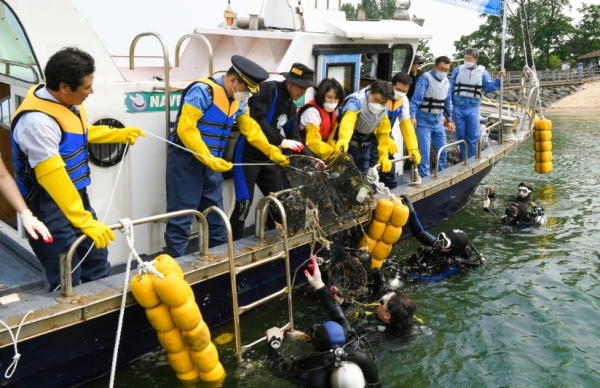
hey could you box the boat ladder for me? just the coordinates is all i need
[228,195,294,362]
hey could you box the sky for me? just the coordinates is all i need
[75,0,597,59]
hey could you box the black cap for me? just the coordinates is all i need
[231,55,269,94]
[413,55,424,64]
[280,63,317,88]
[444,229,470,254]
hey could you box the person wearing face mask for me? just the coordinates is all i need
[449,48,506,159]
[298,78,345,159]
[165,55,278,256]
[409,56,454,178]
[407,55,424,100]
[368,72,421,189]
[230,63,316,240]
[329,80,395,175]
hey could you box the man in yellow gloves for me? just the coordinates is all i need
[368,72,421,189]
[165,55,282,255]
[10,47,145,290]
[329,80,395,175]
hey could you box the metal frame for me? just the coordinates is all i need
[128,33,171,142]
[59,210,207,297]
[435,140,468,178]
[373,155,417,183]
[220,195,296,362]
[175,34,214,77]
[0,58,39,84]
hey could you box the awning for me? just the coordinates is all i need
[578,50,600,60]
[322,19,433,40]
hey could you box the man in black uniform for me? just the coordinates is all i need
[407,55,424,100]
[230,63,316,240]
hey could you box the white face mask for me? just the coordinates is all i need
[233,82,250,101]
[394,90,406,100]
[368,102,385,114]
[323,102,337,112]
[464,61,475,68]
[435,71,448,80]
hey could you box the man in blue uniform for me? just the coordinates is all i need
[409,56,454,177]
[449,48,505,159]
[11,47,145,290]
[165,55,286,256]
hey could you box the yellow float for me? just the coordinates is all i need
[533,117,553,173]
[129,256,225,382]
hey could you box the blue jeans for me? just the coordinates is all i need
[415,111,447,177]
[368,134,397,189]
[453,102,481,159]
[164,145,227,257]
[27,189,110,291]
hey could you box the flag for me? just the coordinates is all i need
[433,0,502,17]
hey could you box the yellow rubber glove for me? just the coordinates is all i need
[88,125,146,145]
[304,123,335,159]
[374,116,394,163]
[330,110,358,153]
[34,155,115,249]
[236,111,289,167]
[389,141,399,155]
[378,156,392,173]
[400,118,421,165]
[177,104,233,172]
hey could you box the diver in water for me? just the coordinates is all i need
[266,257,381,387]
[483,182,546,226]
[400,194,486,280]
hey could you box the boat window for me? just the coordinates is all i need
[0,96,10,130]
[0,2,42,83]
[88,118,129,167]
[327,63,356,97]
[391,44,414,75]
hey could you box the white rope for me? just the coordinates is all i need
[108,218,164,388]
[0,310,33,378]
[145,131,274,166]
[365,167,395,199]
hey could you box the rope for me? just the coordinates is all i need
[0,311,33,379]
[365,167,395,200]
[145,131,275,166]
[108,218,164,388]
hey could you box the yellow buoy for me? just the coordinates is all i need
[534,141,552,152]
[171,297,202,331]
[157,327,187,354]
[370,258,384,269]
[381,224,402,245]
[390,201,409,227]
[374,198,394,223]
[130,273,160,309]
[176,368,200,382]
[368,219,387,240]
[372,240,392,262]
[167,349,195,375]
[146,303,176,333]
[198,363,226,382]
[155,271,193,307]
[534,131,552,142]
[358,234,377,253]
[535,161,553,173]
[183,320,211,352]
[534,151,553,163]
[190,342,220,372]
[535,118,552,131]
[154,254,185,279]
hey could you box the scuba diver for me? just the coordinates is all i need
[400,194,486,280]
[266,257,381,387]
[483,182,546,226]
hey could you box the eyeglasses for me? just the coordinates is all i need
[437,232,452,249]
[518,187,531,196]
[379,292,395,311]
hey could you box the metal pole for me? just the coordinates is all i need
[498,0,507,126]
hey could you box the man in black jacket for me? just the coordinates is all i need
[230,63,316,240]
[407,55,424,100]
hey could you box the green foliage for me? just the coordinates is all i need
[340,2,357,19]
[340,0,406,20]
[417,40,435,64]
[570,3,600,57]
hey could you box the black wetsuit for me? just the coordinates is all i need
[230,80,313,240]
[500,196,545,226]
[267,286,381,387]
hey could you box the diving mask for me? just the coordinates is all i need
[437,232,452,249]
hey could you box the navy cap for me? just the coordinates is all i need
[280,63,317,88]
[231,55,269,94]
[413,55,424,64]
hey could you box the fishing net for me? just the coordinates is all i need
[327,256,368,298]
[279,153,374,234]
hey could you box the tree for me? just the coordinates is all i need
[417,40,435,64]
[570,3,600,57]
[341,2,357,19]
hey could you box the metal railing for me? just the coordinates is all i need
[435,139,468,178]
[223,195,294,362]
[129,32,171,143]
[59,210,207,297]
[0,58,40,84]
[373,155,418,183]
[175,34,214,76]
[489,67,599,87]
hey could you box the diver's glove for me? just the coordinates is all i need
[280,139,304,153]
[20,209,53,243]
[483,197,491,209]
[35,155,115,249]
[378,156,392,173]
[266,327,284,349]
[399,194,414,213]
[88,124,146,145]
[304,256,325,290]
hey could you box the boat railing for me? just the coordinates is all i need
[220,195,294,362]
[435,140,468,178]
[174,34,214,77]
[373,155,418,183]
[0,59,40,84]
[59,209,207,298]
[128,32,171,144]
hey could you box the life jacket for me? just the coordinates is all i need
[453,64,484,99]
[171,77,240,158]
[11,85,90,199]
[298,99,336,141]
[419,71,449,116]
[387,98,404,125]
[339,87,387,143]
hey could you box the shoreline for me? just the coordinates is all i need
[546,80,600,110]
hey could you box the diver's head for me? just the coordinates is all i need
[434,230,470,255]
[311,321,349,351]
[377,291,416,328]
[505,202,528,222]
[330,361,366,388]
[517,182,533,199]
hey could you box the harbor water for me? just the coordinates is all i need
[88,110,600,387]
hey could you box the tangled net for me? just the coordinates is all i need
[327,256,368,298]
[280,153,374,234]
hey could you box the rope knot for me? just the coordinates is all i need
[12,353,20,361]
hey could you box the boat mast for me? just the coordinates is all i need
[498,0,507,123]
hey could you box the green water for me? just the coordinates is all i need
[91,110,600,387]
